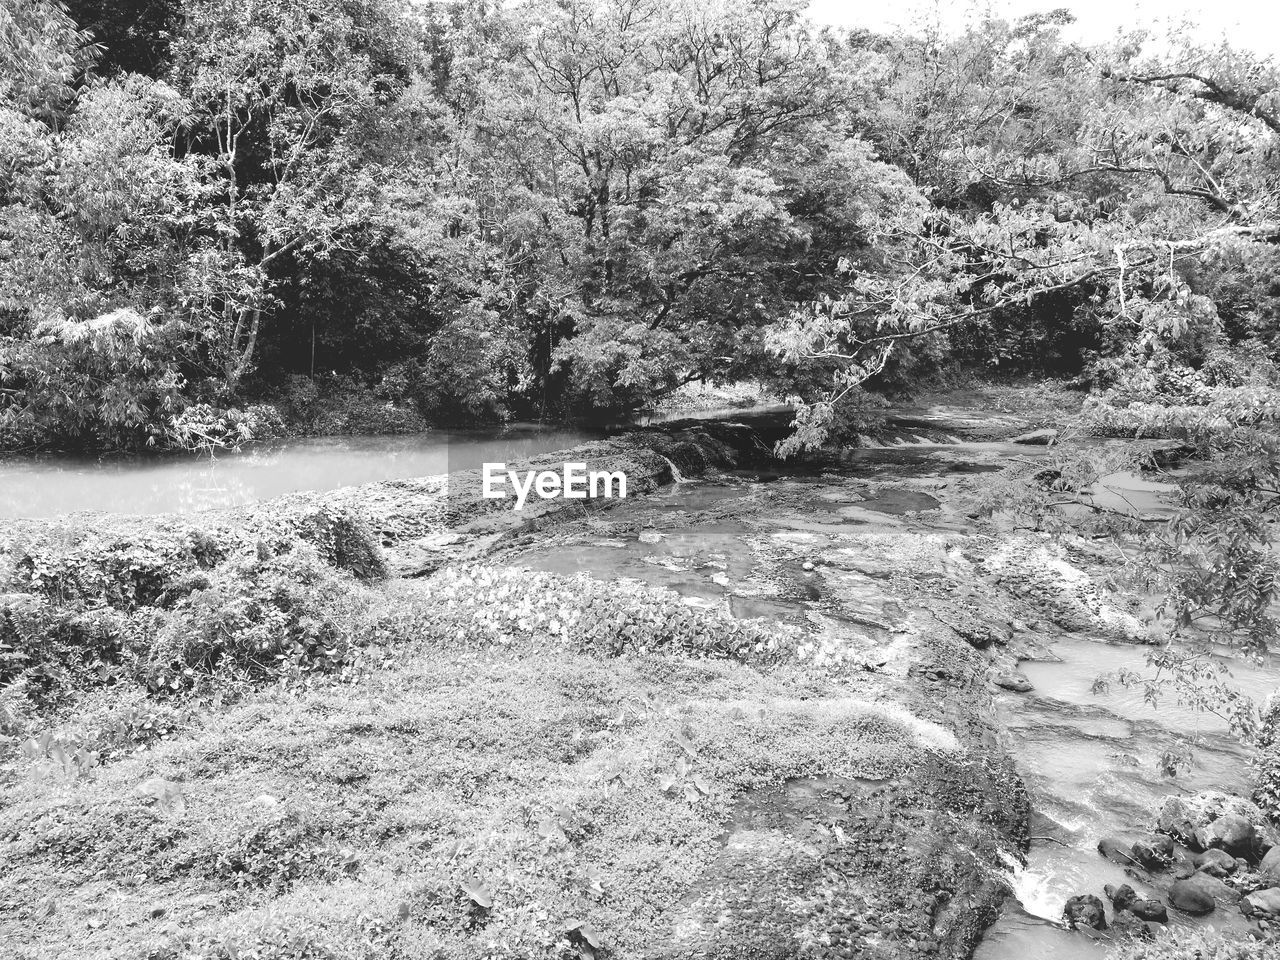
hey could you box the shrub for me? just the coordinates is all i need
[276,373,426,436]
[167,402,286,453]
[0,595,130,695]
[1109,930,1276,960]
[141,550,374,692]
[1255,693,1280,824]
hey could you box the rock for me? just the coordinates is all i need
[1128,899,1168,923]
[1157,793,1265,849]
[1108,911,1154,941]
[802,561,815,571]
[994,671,1033,693]
[1168,872,1239,915]
[1261,846,1280,882]
[1167,878,1216,916]
[1098,836,1139,866]
[1242,888,1280,920]
[1011,429,1058,445]
[1131,835,1176,871]
[1105,884,1136,909]
[1203,813,1257,859]
[1106,883,1167,923]
[1195,848,1240,878]
[1064,894,1108,930]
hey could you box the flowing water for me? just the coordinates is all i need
[0,425,602,518]
[501,434,1277,959]
[975,633,1278,959]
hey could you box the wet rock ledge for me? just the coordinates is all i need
[0,420,761,590]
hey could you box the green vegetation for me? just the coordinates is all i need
[7,0,1280,955]
[2,499,1012,959]
[4,0,1279,448]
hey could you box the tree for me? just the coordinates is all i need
[419,0,914,414]
[169,0,421,387]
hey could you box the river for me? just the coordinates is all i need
[0,425,602,518]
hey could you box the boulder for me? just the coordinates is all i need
[1242,888,1280,920]
[1105,883,1167,922]
[1167,872,1239,915]
[1202,813,1257,859]
[1011,429,1058,446]
[1128,899,1168,923]
[1131,835,1176,871]
[994,671,1033,693]
[1105,884,1136,909]
[1064,894,1108,930]
[1261,846,1280,883]
[1167,878,1216,916]
[1194,848,1240,878]
[1157,793,1264,851]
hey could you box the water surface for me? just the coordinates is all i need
[0,426,601,518]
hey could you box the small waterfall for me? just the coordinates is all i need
[997,852,1068,924]
[660,455,688,485]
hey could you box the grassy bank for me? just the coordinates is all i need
[1,420,1030,959]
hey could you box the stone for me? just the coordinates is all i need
[1168,872,1238,915]
[1127,899,1168,923]
[1098,836,1139,866]
[1203,813,1257,859]
[1105,884,1136,909]
[1108,911,1154,941]
[1242,888,1280,920]
[1157,793,1264,850]
[1130,835,1176,871]
[1167,878,1216,916]
[1194,848,1240,878]
[993,671,1033,693]
[1261,846,1280,882]
[1063,894,1108,930]
[1011,429,1058,445]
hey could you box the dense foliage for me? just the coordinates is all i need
[6,0,1277,447]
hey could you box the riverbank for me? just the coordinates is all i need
[1,392,1275,959]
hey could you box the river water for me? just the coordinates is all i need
[497,434,1276,958]
[0,425,601,518]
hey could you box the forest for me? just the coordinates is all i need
[4,3,1280,960]
[2,0,1275,449]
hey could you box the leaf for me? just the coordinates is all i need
[567,920,604,949]
[460,877,492,909]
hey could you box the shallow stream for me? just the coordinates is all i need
[504,434,1276,959]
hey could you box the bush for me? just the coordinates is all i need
[1255,693,1280,824]
[1109,930,1276,960]
[0,308,193,450]
[167,403,286,453]
[0,542,376,706]
[140,550,375,692]
[275,373,426,436]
